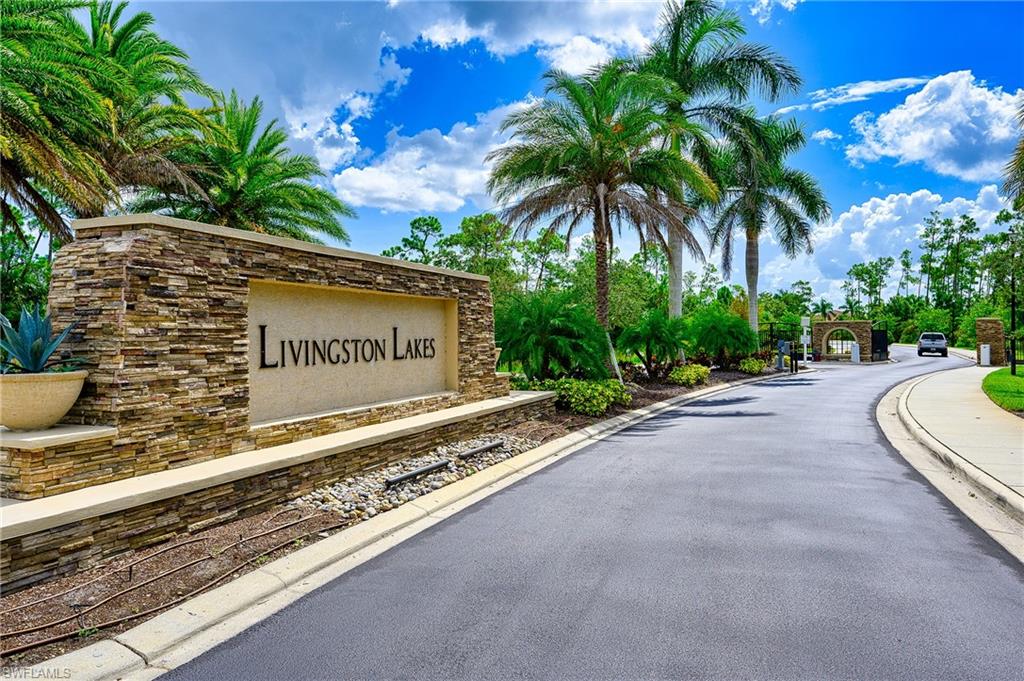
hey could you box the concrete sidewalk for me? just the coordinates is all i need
[903,365,1023,505]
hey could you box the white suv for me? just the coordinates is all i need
[917,332,948,357]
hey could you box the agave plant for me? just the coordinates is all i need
[0,305,78,373]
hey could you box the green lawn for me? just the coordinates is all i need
[981,368,1024,413]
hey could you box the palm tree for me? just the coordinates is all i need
[487,63,717,328]
[133,91,355,244]
[707,118,830,330]
[67,1,213,217]
[639,0,801,320]
[813,297,833,319]
[1004,101,1024,211]
[1,0,116,242]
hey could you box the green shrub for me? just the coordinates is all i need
[495,290,608,380]
[738,357,766,375]
[687,305,759,368]
[616,309,687,380]
[509,374,532,391]
[668,364,710,387]
[520,377,631,416]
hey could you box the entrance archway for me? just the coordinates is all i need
[811,320,875,361]
[823,328,856,359]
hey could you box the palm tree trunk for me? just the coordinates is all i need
[667,230,687,362]
[592,199,622,382]
[594,225,610,328]
[745,225,759,331]
[593,188,610,328]
[668,230,683,318]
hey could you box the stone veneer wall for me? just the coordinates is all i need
[40,215,509,486]
[1,432,119,499]
[975,318,1006,365]
[1,391,466,499]
[1,396,554,591]
[811,320,875,360]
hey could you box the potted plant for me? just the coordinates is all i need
[0,306,86,431]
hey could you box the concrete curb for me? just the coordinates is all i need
[896,371,1024,525]
[18,370,798,680]
[877,375,1023,565]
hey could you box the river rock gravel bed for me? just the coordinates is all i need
[293,435,538,519]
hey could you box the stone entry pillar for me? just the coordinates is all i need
[975,318,1006,366]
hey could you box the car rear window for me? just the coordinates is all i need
[921,333,945,340]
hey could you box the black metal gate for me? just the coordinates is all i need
[1007,336,1022,375]
[758,322,801,353]
[871,327,889,362]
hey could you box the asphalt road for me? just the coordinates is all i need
[166,348,1024,680]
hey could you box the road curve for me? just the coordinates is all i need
[166,347,1024,681]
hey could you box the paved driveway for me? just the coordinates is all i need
[166,348,1024,680]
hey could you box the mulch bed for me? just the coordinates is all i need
[509,369,765,439]
[0,509,349,668]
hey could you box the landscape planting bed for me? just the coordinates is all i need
[523,368,763,433]
[0,435,542,667]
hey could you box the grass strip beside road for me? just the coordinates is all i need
[981,368,1024,413]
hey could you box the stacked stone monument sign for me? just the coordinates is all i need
[0,214,554,589]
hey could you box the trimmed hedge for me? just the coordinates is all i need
[668,364,711,387]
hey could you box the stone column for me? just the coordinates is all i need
[975,318,1006,365]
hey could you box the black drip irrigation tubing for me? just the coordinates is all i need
[0,513,335,657]
[0,537,208,617]
[2,439,509,659]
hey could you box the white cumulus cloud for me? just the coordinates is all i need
[750,0,803,25]
[811,128,842,144]
[539,36,614,75]
[845,70,1022,182]
[813,184,1008,281]
[284,53,412,171]
[415,2,657,67]
[332,100,531,213]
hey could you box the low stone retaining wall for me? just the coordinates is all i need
[0,394,554,591]
[1,391,506,500]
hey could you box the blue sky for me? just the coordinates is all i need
[143,0,1024,301]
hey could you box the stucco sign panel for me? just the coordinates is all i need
[248,280,457,424]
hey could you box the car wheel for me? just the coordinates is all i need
[941,350,948,357]
[917,350,923,356]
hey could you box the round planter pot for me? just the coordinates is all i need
[0,370,88,431]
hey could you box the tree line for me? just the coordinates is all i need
[838,209,1023,346]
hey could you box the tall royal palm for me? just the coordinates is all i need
[487,64,717,328]
[68,0,213,217]
[1,0,115,241]
[707,118,830,330]
[133,91,355,244]
[639,0,801,320]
